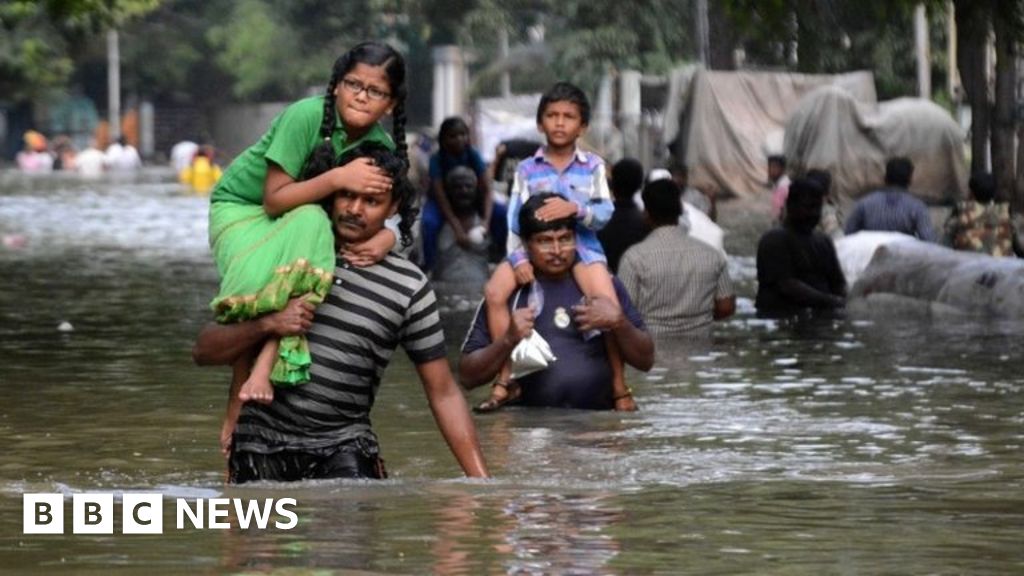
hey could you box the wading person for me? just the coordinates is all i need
[206,42,411,449]
[756,177,846,318]
[194,144,488,483]
[618,179,735,338]
[479,82,633,412]
[460,193,654,411]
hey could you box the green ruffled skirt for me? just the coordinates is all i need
[209,202,335,386]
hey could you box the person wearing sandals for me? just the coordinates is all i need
[459,193,654,411]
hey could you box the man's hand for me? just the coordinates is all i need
[259,297,315,337]
[503,307,536,347]
[571,296,624,332]
[513,262,535,285]
[341,228,395,267]
[535,196,578,221]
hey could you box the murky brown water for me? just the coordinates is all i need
[2,169,1022,574]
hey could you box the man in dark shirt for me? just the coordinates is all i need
[756,177,846,317]
[598,157,649,273]
[460,193,654,410]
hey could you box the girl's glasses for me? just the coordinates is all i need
[339,78,391,101]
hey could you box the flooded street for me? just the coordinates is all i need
[1,169,1022,574]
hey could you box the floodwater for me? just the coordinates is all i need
[1,169,1022,574]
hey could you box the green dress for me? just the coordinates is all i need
[209,96,394,385]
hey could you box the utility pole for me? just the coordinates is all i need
[914,4,931,98]
[499,28,511,98]
[107,29,121,141]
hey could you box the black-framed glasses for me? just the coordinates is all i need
[339,78,391,101]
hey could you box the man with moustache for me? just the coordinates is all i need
[459,193,654,410]
[193,146,488,482]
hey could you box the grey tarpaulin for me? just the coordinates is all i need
[665,68,876,199]
[784,87,967,204]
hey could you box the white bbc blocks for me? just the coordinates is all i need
[23,494,64,534]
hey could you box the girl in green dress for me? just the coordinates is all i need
[208,41,412,455]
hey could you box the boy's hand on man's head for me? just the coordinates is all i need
[536,197,578,221]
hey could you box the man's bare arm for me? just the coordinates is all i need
[416,358,489,477]
[192,298,315,366]
[458,307,534,389]
[714,295,736,320]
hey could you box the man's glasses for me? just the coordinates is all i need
[532,236,576,253]
[339,78,392,101]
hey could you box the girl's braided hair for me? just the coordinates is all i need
[302,41,408,182]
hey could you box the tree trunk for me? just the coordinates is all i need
[954,0,992,174]
[992,7,1017,203]
[707,1,737,70]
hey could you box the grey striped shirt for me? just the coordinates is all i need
[618,226,733,337]
[235,254,446,455]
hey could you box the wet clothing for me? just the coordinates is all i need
[618,226,733,336]
[755,228,846,317]
[209,96,394,385]
[229,438,386,483]
[461,276,646,410]
[232,253,446,461]
[506,147,613,268]
[598,198,649,273]
[844,188,936,242]
[943,200,1019,257]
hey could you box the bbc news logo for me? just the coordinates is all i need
[23,493,298,534]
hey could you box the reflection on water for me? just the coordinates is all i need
[2,170,1023,574]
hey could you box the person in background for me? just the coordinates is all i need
[75,139,106,177]
[179,145,224,195]
[598,157,649,273]
[433,167,491,283]
[844,157,936,241]
[805,168,844,240]
[422,116,505,273]
[768,154,790,223]
[104,135,142,171]
[668,158,716,221]
[16,131,54,173]
[170,140,199,174]
[51,135,77,171]
[619,179,734,337]
[756,177,846,317]
[943,172,1023,257]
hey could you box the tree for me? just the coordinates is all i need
[0,0,159,104]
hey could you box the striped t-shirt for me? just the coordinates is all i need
[234,254,447,455]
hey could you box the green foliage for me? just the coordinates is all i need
[0,2,75,102]
[207,0,304,99]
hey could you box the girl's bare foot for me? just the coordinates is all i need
[238,376,274,405]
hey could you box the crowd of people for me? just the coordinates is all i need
[16,130,141,176]
[176,40,1024,485]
